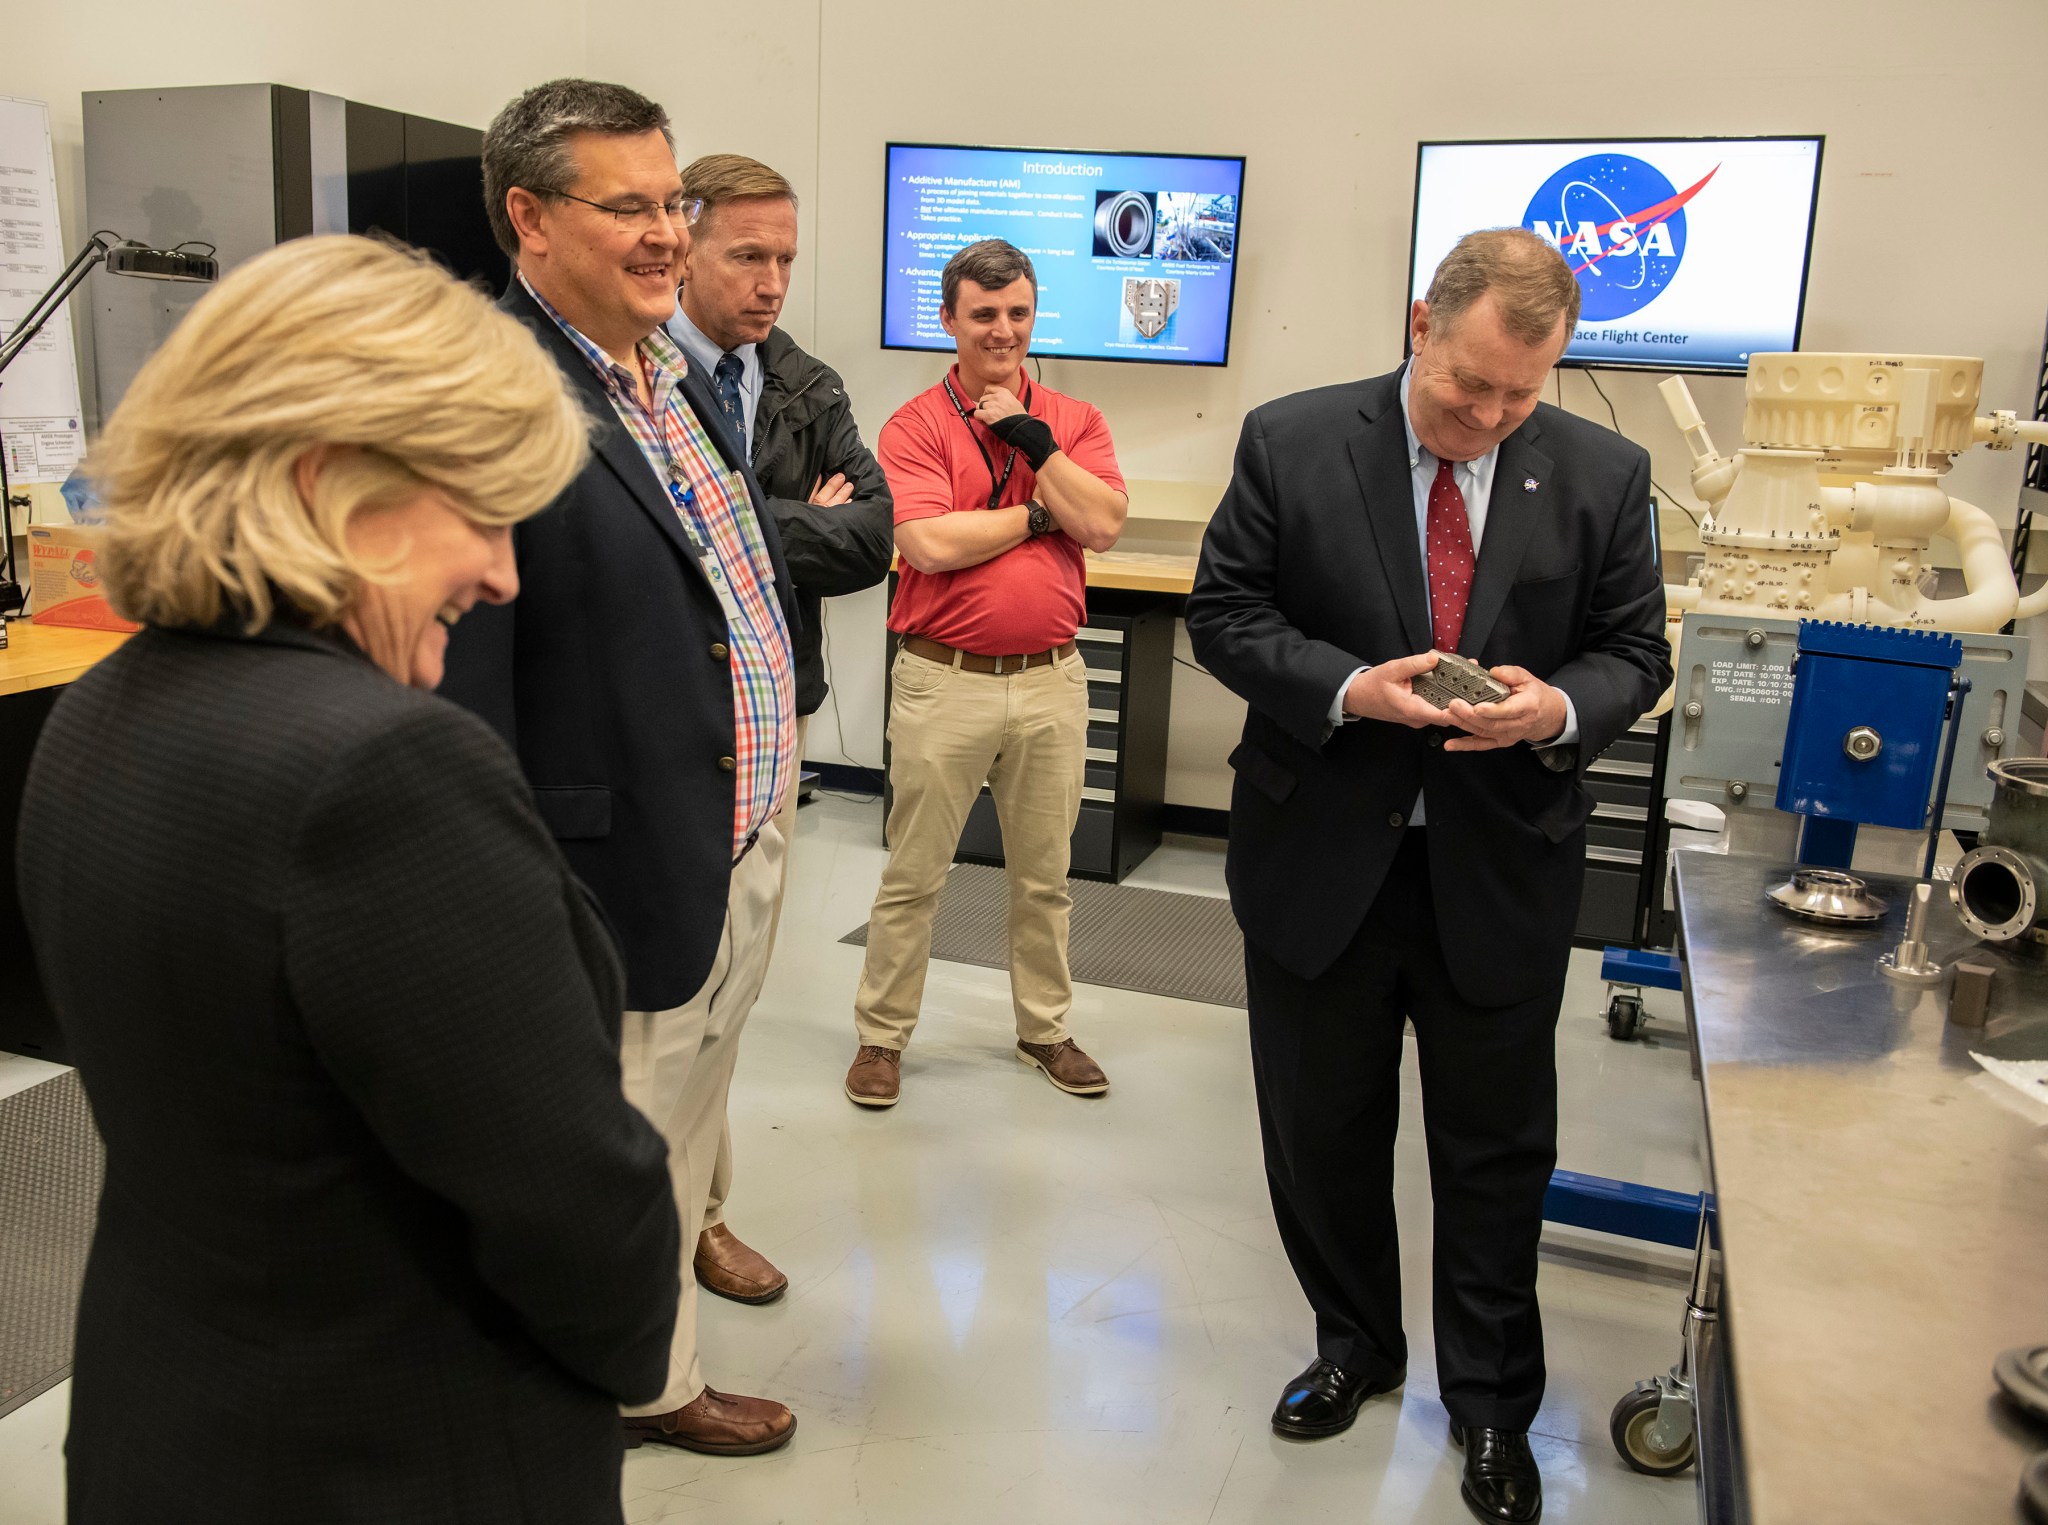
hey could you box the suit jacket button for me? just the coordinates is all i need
[1427,732,1444,749]
[718,755,737,772]
[710,642,730,661]
[1388,810,1405,828]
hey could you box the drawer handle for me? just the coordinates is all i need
[1586,845,1644,866]
[1593,803,1649,822]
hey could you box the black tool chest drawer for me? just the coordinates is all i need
[1576,714,1673,948]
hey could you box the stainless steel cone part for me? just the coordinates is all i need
[1765,867,1888,924]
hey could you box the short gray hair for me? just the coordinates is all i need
[1425,227,1582,345]
[482,79,674,259]
[942,239,1036,314]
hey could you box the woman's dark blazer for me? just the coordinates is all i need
[15,618,680,1525]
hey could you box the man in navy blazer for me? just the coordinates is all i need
[1186,229,1669,1524]
[442,79,800,1458]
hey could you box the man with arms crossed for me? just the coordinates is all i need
[443,79,796,1456]
[1185,228,1668,1524]
[846,238,1128,1107]
[665,152,893,1303]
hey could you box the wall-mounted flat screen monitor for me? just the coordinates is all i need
[882,142,1245,366]
[1408,136,1823,374]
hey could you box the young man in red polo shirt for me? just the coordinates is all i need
[847,238,1129,1107]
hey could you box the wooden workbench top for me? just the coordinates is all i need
[0,622,130,699]
[1082,549,1198,596]
[889,550,1200,597]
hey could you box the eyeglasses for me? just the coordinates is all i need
[545,190,702,233]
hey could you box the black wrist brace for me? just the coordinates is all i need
[988,412,1057,470]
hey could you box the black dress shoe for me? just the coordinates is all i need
[1450,1424,1542,1523]
[1269,1357,1404,1439]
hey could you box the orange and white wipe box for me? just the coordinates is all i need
[27,525,140,633]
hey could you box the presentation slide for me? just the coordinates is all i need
[1410,137,1823,373]
[882,143,1245,366]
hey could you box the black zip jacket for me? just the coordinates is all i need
[747,326,894,715]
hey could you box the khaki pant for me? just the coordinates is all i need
[854,646,1089,1050]
[619,818,785,1415]
[702,715,808,1234]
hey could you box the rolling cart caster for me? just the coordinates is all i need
[1610,1196,1716,1478]
[1597,950,1681,1043]
[1605,990,1646,1041]
[1608,1377,1696,1475]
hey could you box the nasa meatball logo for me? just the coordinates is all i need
[1521,154,1717,323]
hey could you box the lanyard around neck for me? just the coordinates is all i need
[942,371,1035,512]
[621,348,702,518]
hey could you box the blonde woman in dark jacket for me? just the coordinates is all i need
[19,235,680,1525]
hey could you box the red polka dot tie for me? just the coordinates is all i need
[1426,457,1475,653]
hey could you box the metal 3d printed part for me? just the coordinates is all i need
[1764,867,1888,924]
[1410,650,1511,711]
[1878,881,1944,984]
[1951,758,2048,943]
[1094,190,1154,258]
[1122,278,1179,338]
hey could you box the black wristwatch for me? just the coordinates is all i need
[1026,501,1057,537]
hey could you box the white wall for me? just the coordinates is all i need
[588,0,2048,804]
[18,0,2048,804]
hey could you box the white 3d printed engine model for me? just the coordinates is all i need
[1662,354,2048,632]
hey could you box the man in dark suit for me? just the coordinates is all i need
[442,79,799,1456]
[1185,228,1669,1524]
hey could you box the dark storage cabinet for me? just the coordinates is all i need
[882,586,1175,883]
[0,688,65,1061]
[337,102,500,291]
[85,84,500,420]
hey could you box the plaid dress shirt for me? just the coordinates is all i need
[522,276,795,856]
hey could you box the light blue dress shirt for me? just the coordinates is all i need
[1329,364,1578,824]
[666,306,763,455]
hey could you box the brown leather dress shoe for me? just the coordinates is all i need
[845,1044,902,1107]
[1016,1038,1110,1095]
[694,1223,788,1305]
[622,1387,796,1456]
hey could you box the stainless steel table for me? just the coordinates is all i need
[1675,851,2048,1523]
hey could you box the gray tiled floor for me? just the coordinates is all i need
[0,796,1702,1524]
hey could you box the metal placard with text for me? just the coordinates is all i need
[1669,613,2028,831]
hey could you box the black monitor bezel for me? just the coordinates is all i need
[1405,134,1825,377]
[880,140,1248,369]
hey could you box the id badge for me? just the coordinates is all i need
[694,542,746,625]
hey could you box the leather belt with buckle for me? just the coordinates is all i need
[898,634,1077,675]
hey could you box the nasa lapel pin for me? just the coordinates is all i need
[1523,476,1540,493]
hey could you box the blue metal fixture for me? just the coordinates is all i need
[1544,1170,1702,1249]
[1600,947,1684,992]
[1774,622,1966,867]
